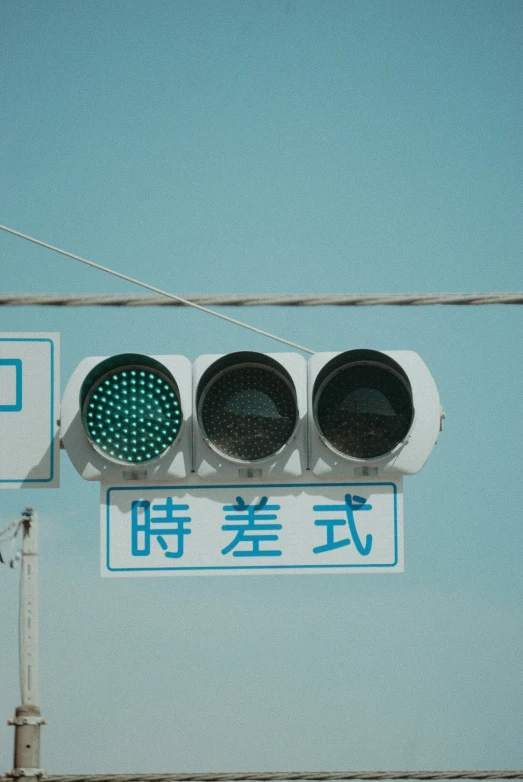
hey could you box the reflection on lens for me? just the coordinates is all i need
[316,363,413,458]
[82,364,182,464]
[200,365,297,460]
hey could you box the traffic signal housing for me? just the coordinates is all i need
[61,353,192,482]
[192,351,307,479]
[308,349,442,478]
[61,349,442,483]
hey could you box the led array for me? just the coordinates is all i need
[83,367,181,463]
[200,365,297,461]
[316,364,413,458]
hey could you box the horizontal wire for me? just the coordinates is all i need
[0,293,521,306]
[22,771,523,782]
[0,225,314,354]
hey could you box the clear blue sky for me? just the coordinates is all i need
[0,0,522,774]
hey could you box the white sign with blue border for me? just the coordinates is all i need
[101,480,403,576]
[0,333,60,488]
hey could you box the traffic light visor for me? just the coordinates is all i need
[197,351,298,461]
[313,350,414,459]
[80,353,182,464]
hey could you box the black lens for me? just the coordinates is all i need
[316,362,413,458]
[200,364,297,460]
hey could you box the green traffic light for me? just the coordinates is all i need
[82,357,182,465]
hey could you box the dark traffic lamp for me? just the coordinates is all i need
[193,351,307,479]
[309,350,442,478]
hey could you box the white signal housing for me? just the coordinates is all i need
[193,351,307,481]
[308,350,442,478]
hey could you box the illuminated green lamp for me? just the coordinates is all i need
[80,353,182,464]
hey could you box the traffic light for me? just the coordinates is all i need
[192,351,307,479]
[61,349,441,483]
[308,349,442,478]
[61,353,192,482]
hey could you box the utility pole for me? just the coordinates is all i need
[7,508,46,781]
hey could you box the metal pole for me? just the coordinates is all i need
[7,507,46,781]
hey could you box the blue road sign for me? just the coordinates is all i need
[101,480,404,576]
[0,358,23,412]
[0,334,60,488]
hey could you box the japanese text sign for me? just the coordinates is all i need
[0,333,60,488]
[102,480,404,576]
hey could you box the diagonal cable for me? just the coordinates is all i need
[0,224,315,354]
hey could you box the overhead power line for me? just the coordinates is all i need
[14,771,523,782]
[0,293,521,307]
